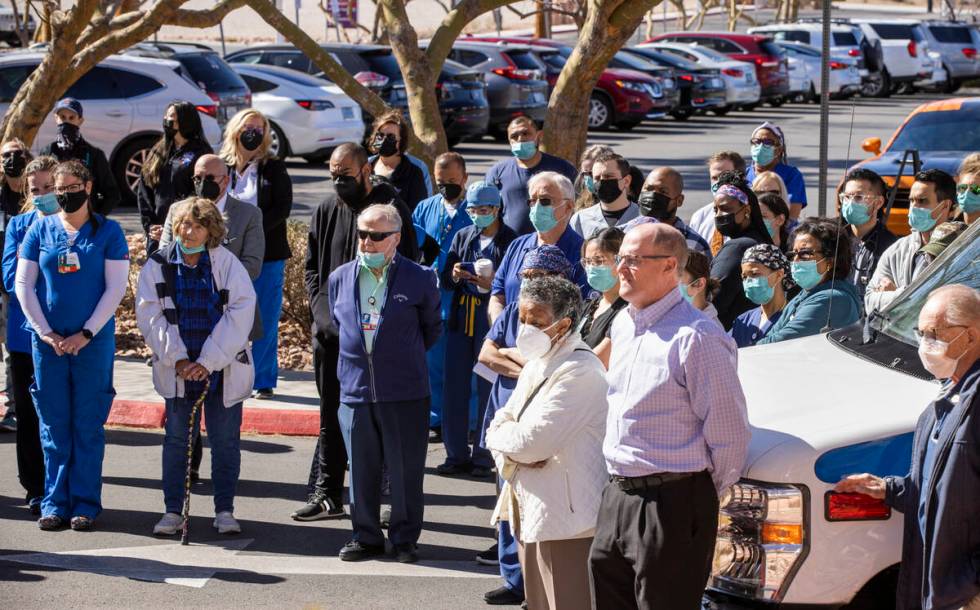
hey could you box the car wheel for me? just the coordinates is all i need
[862,70,890,98]
[711,106,730,116]
[588,94,613,131]
[113,137,158,207]
[670,108,693,121]
[768,96,785,107]
[740,102,760,111]
[941,67,960,94]
[268,122,290,159]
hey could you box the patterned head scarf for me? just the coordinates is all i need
[716,184,749,205]
[521,244,573,279]
[752,121,788,164]
[742,243,795,291]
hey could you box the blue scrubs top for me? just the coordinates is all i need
[20,214,129,336]
[412,194,473,277]
[746,162,807,208]
[490,227,589,305]
[729,306,783,348]
[484,154,577,236]
[2,210,43,353]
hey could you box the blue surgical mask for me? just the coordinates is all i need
[743,276,775,305]
[583,175,595,194]
[791,259,824,290]
[586,265,617,293]
[468,210,496,229]
[908,205,940,233]
[511,140,537,160]
[841,199,872,226]
[679,283,694,303]
[177,238,206,255]
[359,251,387,269]
[529,202,559,233]
[957,189,980,214]
[751,143,776,167]
[763,218,777,239]
[33,192,59,215]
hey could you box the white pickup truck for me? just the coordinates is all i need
[703,221,979,609]
[854,19,934,94]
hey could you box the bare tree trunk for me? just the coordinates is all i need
[9,1,30,47]
[542,0,661,165]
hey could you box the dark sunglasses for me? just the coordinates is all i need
[1,150,24,159]
[787,248,819,261]
[956,183,980,195]
[528,197,556,207]
[357,229,397,242]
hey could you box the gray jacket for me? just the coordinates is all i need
[865,231,923,315]
[161,194,265,339]
[569,201,640,238]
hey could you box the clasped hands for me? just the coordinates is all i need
[41,332,90,357]
[175,359,210,382]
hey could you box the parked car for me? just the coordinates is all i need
[852,96,980,236]
[624,47,727,119]
[702,223,977,608]
[852,19,934,95]
[645,31,790,106]
[784,54,812,102]
[0,5,34,46]
[774,41,862,100]
[232,64,364,163]
[636,41,760,112]
[226,43,490,145]
[122,42,251,127]
[0,51,222,206]
[918,20,980,92]
[468,36,673,129]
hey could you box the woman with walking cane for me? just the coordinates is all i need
[136,197,256,536]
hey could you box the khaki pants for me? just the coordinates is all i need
[518,536,594,610]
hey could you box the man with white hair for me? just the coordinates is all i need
[327,203,442,564]
[488,170,589,322]
[836,284,980,610]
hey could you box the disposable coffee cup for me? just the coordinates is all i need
[474,258,493,293]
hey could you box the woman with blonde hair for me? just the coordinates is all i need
[367,110,428,211]
[136,197,256,537]
[219,108,293,399]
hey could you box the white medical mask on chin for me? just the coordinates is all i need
[918,330,967,380]
[516,320,562,361]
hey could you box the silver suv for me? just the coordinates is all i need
[918,20,980,92]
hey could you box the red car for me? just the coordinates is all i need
[644,32,790,105]
[466,35,675,130]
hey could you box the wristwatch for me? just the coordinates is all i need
[81,328,93,340]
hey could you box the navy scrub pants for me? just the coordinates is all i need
[31,330,116,520]
[338,398,429,548]
[441,299,492,469]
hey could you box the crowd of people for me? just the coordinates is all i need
[0,96,978,609]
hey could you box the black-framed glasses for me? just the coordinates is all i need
[956,183,980,195]
[751,138,779,147]
[787,248,820,261]
[357,229,397,242]
[528,197,555,207]
[54,183,85,195]
[614,254,671,268]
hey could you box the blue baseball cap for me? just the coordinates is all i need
[54,98,84,118]
[465,181,501,207]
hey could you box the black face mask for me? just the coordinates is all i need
[437,182,463,202]
[374,134,398,158]
[162,118,178,141]
[334,174,366,205]
[595,178,623,204]
[638,190,674,221]
[195,176,222,201]
[2,151,26,178]
[56,122,81,149]
[57,190,88,214]
[239,128,263,152]
[714,208,745,238]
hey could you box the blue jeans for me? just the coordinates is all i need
[251,260,286,391]
[162,389,242,514]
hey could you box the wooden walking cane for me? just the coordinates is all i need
[181,378,211,545]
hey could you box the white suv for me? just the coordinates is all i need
[0,51,222,205]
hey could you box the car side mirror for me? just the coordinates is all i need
[862,137,882,156]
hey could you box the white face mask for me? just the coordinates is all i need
[918,330,967,380]
[516,320,562,361]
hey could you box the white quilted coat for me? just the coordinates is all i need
[486,335,609,544]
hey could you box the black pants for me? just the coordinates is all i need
[589,471,719,610]
[10,350,43,499]
[306,335,347,501]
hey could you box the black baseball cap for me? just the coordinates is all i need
[53,98,84,118]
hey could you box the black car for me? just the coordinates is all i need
[225,44,490,144]
[622,48,727,120]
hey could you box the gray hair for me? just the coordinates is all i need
[929,284,980,328]
[528,171,575,203]
[519,276,582,329]
[358,203,402,232]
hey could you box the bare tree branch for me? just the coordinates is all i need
[425,0,516,77]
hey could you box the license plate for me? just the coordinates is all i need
[710,78,723,88]
[342,107,354,120]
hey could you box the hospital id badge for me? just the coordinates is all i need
[360,311,379,332]
[58,251,81,274]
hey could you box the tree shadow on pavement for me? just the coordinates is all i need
[101,475,312,503]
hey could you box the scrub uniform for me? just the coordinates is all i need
[729,306,783,348]
[491,228,589,305]
[21,214,128,519]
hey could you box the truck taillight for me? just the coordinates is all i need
[908,40,918,58]
[825,492,891,521]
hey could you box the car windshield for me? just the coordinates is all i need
[889,105,980,151]
[874,221,980,346]
[179,53,247,91]
[870,23,917,40]
[691,46,732,62]
[929,25,973,44]
[612,50,666,71]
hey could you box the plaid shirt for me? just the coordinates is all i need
[172,248,223,397]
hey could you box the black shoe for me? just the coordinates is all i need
[436,461,472,476]
[28,496,42,516]
[394,543,418,563]
[0,412,16,432]
[475,543,499,566]
[484,585,524,605]
[291,492,345,521]
[253,388,274,400]
[470,466,493,478]
[380,504,391,529]
[338,540,385,562]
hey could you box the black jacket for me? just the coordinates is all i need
[710,227,772,329]
[304,181,419,341]
[41,138,120,216]
[230,158,293,261]
[849,220,899,302]
[136,139,212,233]
[0,182,22,227]
[370,154,428,213]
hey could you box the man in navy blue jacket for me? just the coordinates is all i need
[837,284,980,610]
[329,203,442,563]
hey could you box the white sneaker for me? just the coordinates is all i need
[153,512,184,536]
[213,511,241,534]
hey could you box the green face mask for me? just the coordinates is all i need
[468,210,497,229]
[529,202,559,233]
[359,251,387,269]
[586,265,616,292]
[177,237,206,255]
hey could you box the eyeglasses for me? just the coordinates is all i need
[54,183,85,195]
[614,254,671,268]
[528,197,556,207]
[787,248,821,261]
[956,183,980,196]
[838,193,877,205]
[581,257,613,268]
[751,138,779,147]
[356,229,397,242]
[913,325,966,342]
